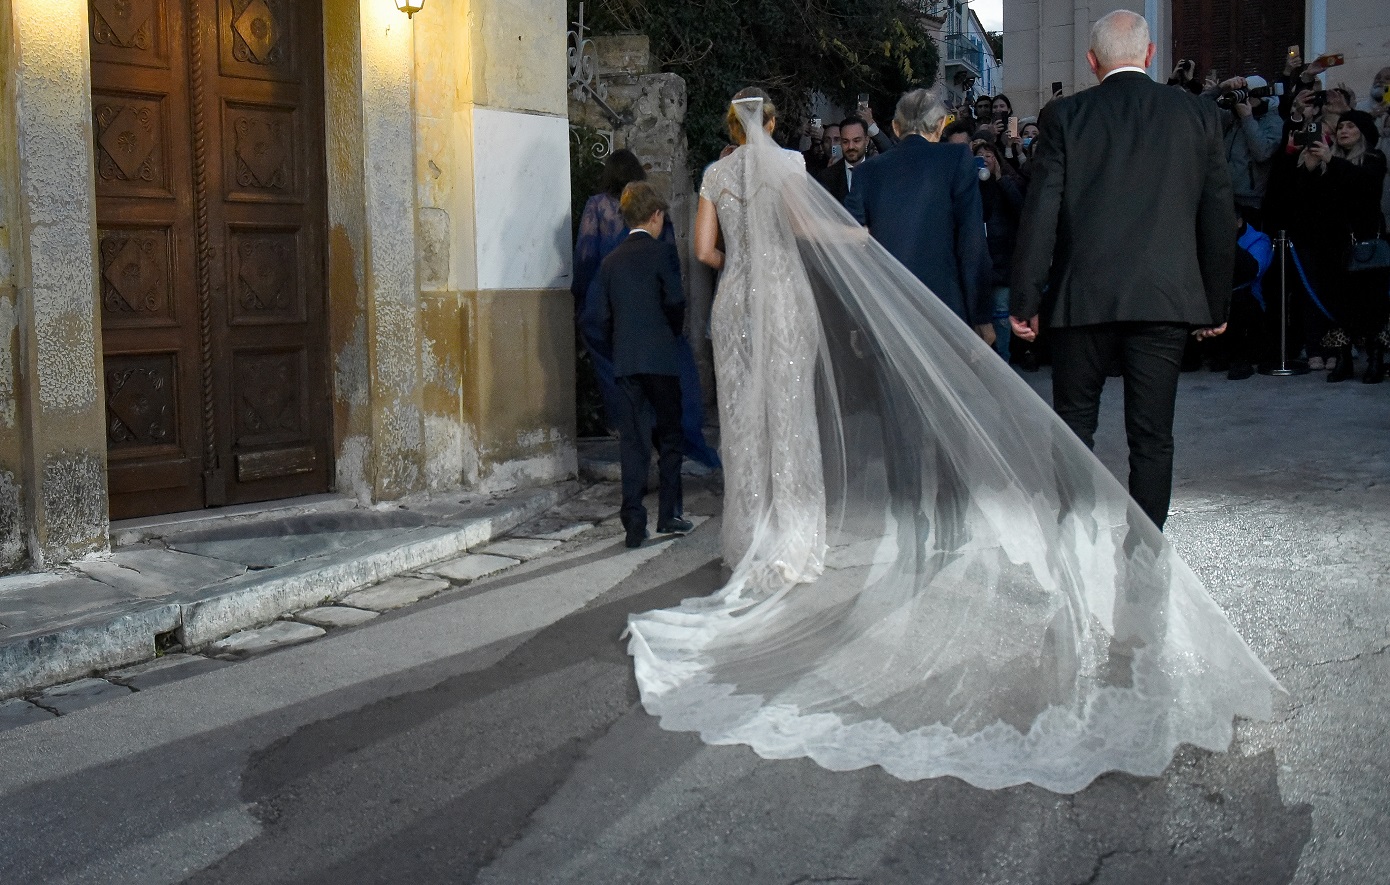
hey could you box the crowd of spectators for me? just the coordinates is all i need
[798,56,1390,383]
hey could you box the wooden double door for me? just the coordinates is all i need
[90,0,331,519]
[1172,0,1306,82]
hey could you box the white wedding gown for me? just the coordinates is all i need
[625,99,1281,793]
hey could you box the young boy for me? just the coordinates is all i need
[580,181,693,548]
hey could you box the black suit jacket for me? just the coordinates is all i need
[845,135,990,325]
[1011,71,1236,327]
[580,231,685,377]
[815,159,853,203]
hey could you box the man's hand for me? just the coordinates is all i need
[1192,323,1227,340]
[975,324,997,346]
[1234,99,1253,119]
[1219,76,1248,91]
[1010,315,1039,342]
[860,105,876,128]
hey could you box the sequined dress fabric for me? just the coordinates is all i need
[625,101,1281,793]
[701,146,826,587]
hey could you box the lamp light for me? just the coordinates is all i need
[395,0,425,18]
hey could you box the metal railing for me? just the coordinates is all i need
[943,33,988,75]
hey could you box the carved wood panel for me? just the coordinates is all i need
[93,93,170,197]
[231,348,307,447]
[99,227,176,325]
[223,102,297,200]
[218,0,297,82]
[94,0,329,517]
[104,353,179,452]
[91,0,169,69]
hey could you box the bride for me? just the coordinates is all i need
[624,88,1281,793]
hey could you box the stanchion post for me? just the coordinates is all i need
[1261,229,1309,376]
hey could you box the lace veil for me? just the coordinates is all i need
[625,98,1281,793]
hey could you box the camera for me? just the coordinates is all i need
[1217,82,1283,110]
[1306,90,1328,108]
[1293,120,1323,147]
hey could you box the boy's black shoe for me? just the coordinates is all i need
[656,517,694,534]
[625,526,648,549]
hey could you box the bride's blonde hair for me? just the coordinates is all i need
[726,87,777,145]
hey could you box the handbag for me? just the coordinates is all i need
[1346,235,1390,273]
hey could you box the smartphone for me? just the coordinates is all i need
[1312,53,1345,69]
[1050,81,1064,98]
[1007,116,1019,138]
[857,93,870,111]
[1288,44,1300,59]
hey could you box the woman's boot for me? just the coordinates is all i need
[1327,344,1355,382]
[1363,345,1385,384]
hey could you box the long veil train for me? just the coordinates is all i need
[625,99,1281,793]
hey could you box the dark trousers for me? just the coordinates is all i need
[615,373,683,532]
[1050,323,1189,529]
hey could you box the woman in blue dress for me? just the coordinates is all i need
[573,150,721,468]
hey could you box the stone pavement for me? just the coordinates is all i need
[0,446,633,704]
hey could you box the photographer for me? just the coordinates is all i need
[1267,111,1387,381]
[972,139,1024,361]
[1167,59,1203,94]
[1206,76,1284,229]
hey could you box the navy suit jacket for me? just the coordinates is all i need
[845,135,990,325]
[580,231,686,377]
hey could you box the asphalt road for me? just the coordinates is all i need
[0,368,1386,884]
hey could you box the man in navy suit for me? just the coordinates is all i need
[845,88,994,343]
[581,181,694,548]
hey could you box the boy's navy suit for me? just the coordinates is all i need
[581,230,687,540]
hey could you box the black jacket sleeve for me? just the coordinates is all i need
[1195,101,1237,326]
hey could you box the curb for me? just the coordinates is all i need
[0,484,571,699]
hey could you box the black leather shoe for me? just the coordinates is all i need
[625,527,648,549]
[656,517,694,534]
[1227,362,1254,380]
[1327,346,1354,382]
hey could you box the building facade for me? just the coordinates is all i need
[0,0,576,571]
[1003,0,1390,117]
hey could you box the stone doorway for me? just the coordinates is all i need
[90,0,332,520]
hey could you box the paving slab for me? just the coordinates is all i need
[0,697,55,732]
[480,538,563,561]
[165,509,435,569]
[0,576,140,642]
[208,622,326,658]
[425,554,521,584]
[35,678,133,715]
[73,548,248,599]
[106,654,234,691]
[339,576,451,612]
[511,516,595,542]
[294,606,380,630]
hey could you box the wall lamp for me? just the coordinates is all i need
[395,0,425,18]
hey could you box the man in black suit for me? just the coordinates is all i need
[580,181,694,548]
[815,117,871,203]
[846,89,994,341]
[1010,9,1234,529]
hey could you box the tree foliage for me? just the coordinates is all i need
[578,0,941,168]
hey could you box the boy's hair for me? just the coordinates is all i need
[620,181,668,228]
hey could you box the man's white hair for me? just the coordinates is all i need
[1090,10,1150,69]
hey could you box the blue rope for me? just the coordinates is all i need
[1286,241,1336,321]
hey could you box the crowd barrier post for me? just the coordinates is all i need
[1260,229,1309,377]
